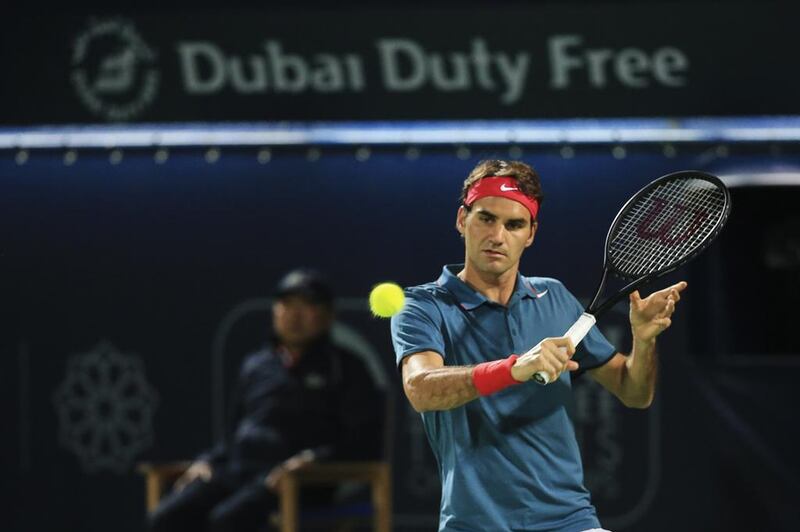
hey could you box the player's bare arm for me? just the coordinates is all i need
[402,337,578,412]
[402,352,478,412]
[590,281,686,408]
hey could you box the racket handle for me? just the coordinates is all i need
[533,312,597,385]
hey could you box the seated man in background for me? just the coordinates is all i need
[149,268,385,532]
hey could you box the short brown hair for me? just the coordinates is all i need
[460,160,544,209]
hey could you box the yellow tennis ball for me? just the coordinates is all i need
[369,282,405,318]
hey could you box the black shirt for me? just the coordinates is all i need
[202,335,385,474]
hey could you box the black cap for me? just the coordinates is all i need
[274,268,334,306]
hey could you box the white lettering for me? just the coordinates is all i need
[429,54,469,91]
[178,42,226,94]
[344,54,366,91]
[494,52,529,104]
[549,34,689,89]
[653,47,688,87]
[471,38,495,90]
[174,35,686,101]
[228,56,268,93]
[378,37,529,104]
[615,48,650,88]
[378,39,427,91]
[265,41,308,93]
[311,54,345,92]
[548,34,584,88]
[586,48,613,87]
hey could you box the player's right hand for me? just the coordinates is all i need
[174,460,213,491]
[511,336,578,383]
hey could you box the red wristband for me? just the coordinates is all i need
[472,354,522,396]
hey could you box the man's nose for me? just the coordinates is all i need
[488,224,506,243]
[283,308,304,322]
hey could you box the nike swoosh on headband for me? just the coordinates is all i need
[500,184,519,192]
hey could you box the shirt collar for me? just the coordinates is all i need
[436,264,539,310]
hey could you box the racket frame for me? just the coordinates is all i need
[531,170,731,385]
[588,170,732,319]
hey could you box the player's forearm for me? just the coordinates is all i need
[403,365,479,412]
[622,337,658,408]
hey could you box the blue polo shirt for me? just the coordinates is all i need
[391,265,616,532]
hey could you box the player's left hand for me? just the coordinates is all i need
[265,449,317,492]
[629,281,687,342]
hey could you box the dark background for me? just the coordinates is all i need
[2,1,799,531]
[3,144,798,531]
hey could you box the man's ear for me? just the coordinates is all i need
[525,220,538,248]
[455,206,467,236]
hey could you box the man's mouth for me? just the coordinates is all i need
[483,250,506,258]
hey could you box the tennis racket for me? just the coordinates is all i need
[532,170,732,385]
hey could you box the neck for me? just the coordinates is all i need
[279,344,305,367]
[457,260,518,306]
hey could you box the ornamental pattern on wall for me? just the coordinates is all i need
[53,341,159,473]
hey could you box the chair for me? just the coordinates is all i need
[137,459,392,532]
[273,461,392,532]
[137,461,191,513]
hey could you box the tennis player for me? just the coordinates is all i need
[391,160,685,532]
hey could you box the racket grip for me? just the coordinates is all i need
[533,312,597,385]
[564,312,598,348]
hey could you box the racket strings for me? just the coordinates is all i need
[620,184,721,275]
[608,177,727,278]
[647,186,722,272]
[611,179,698,267]
[613,184,722,276]
[613,180,724,276]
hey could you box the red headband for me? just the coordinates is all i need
[464,176,539,220]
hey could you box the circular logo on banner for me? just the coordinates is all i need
[71,18,159,121]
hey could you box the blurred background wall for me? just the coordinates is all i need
[2,1,798,531]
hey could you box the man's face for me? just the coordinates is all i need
[272,295,332,348]
[456,196,537,276]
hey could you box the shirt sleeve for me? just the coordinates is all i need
[554,281,617,373]
[390,287,446,369]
